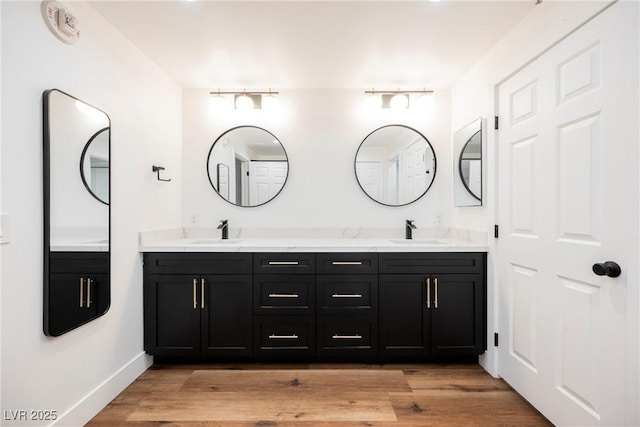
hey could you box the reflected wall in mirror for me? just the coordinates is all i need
[80,127,110,204]
[207,126,289,207]
[453,118,482,206]
[354,124,436,206]
[43,89,111,336]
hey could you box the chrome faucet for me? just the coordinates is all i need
[217,219,228,240]
[406,219,416,239]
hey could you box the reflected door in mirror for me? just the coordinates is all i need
[355,125,436,206]
[43,89,111,336]
[207,126,289,207]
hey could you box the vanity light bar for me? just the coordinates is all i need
[363,89,433,95]
[209,90,279,95]
[210,90,279,110]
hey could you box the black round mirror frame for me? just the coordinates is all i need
[458,129,481,202]
[206,125,290,208]
[79,126,110,206]
[354,124,437,207]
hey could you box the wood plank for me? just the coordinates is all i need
[389,389,551,426]
[127,391,397,422]
[181,369,411,393]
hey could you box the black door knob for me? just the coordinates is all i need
[592,261,621,278]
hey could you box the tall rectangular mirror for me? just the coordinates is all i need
[43,89,111,336]
[453,118,483,207]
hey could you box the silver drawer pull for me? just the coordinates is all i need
[268,293,299,298]
[332,293,363,298]
[331,261,363,265]
[332,334,362,339]
[269,334,299,339]
[268,261,300,265]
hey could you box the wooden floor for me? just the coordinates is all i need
[87,363,551,426]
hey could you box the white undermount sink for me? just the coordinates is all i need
[187,238,240,244]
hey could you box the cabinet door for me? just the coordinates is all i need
[430,274,485,356]
[48,274,101,335]
[145,275,201,357]
[379,274,430,359]
[201,275,253,358]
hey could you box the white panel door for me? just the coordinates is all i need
[497,3,637,426]
[249,161,287,205]
[356,161,383,201]
[403,139,428,201]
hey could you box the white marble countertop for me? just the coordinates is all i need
[139,227,488,253]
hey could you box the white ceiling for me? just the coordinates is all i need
[88,1,535,90]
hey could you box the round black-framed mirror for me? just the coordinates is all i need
[458,129,482,202]
[79,127,110,205]
[354,124,437,206]
[207,125,289,207]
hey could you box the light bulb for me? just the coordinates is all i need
[261,94,279,110]
[209,94,228,110]
[235,94,254,110]
[365,94,382,109]
[415,92,435,110]
[390,93,409,109]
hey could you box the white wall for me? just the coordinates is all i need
[0,1,182,425]
[182,88,451,231]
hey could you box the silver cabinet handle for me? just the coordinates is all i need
[331,261,363,265]
[80,278,84,308]
[268,261,300,265]
[268,293,299,298]
[332,334,362,339]
[268,334,299,339]
[193,278,197,309]
[201,278,205,309]
[434,277,439,309]
[332,293,362,298]
[87,278,92,308]
[426,277,431,309]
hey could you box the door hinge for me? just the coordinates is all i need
[494,224,499,238]
[494,333,499,347]
[494,116,499,130]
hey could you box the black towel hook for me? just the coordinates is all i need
[152,165,171,182]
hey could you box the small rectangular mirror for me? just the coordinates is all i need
[43,89,111,336]
[453,118,482,207]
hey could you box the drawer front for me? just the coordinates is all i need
[379,252,485,274]
[254,253,315,275]
[318,318,376,349]
[316,253,378,274]
[254,317,315,354]
[50,252,109,274]
[317,275,377,313]
[254,275,315,314]
[145,253,252,275]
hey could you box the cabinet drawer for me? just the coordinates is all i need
[254,253,315,274]
[379,252,484,274]
[316,253,378,274]
[319,319,374,348]
[254,275,315,314]
[316,275,377,313]
[145,253,252,275]
[254,317,315,355]
[50,252,109,274]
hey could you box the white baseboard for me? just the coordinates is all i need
[52,352,152,427]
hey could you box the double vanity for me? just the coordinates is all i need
[141,229,487,362]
